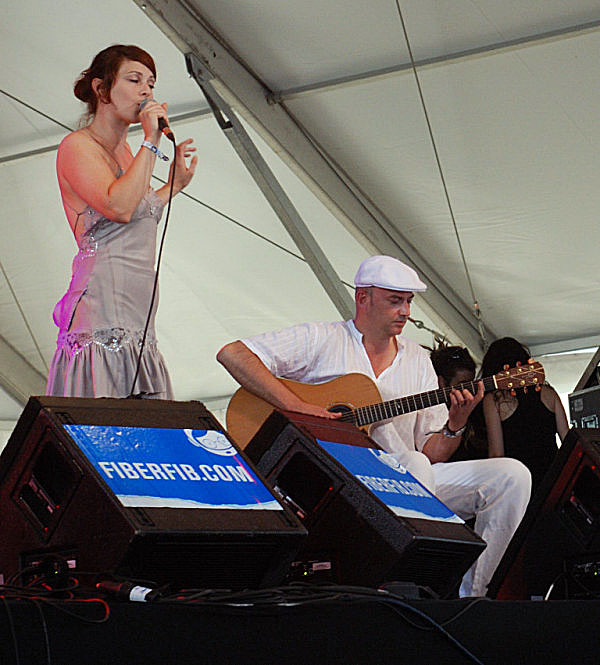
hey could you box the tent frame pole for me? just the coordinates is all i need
[186,53,355,321]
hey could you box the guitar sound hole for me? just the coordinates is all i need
[328,404,353,418]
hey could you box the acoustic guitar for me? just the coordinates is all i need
[226,361,545,448]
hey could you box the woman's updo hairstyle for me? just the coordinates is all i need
[74,45,156,120]
[429,344,476,386]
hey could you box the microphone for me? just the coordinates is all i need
[139,98,175,141]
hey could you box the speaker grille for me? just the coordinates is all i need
[123,539,282,589]
[394,543,475,590]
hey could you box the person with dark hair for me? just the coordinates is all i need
[46,45,197,398]
[430,345,476,389]
[430,345,489,462]
[482,337,569,491]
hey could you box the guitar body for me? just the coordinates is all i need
[226,373,382,448]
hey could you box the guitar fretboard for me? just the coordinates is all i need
[340,376,496,427]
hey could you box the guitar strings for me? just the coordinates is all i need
[341,364,543,426]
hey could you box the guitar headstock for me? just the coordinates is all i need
[494,360,545,392]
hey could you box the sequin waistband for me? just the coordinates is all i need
[57,328,157,356]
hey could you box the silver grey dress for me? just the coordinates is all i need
[46,186,173,399]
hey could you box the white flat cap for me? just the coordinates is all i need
[354,255,427,292]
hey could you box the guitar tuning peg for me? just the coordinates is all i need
[510,389,516,396]
[523,387,528,394]
[503,364,510,371]
[527,358,534,365]
[535,385,542,392]
[516,361,521,367]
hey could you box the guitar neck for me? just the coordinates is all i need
[353,375,496,427]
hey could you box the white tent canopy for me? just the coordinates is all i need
[1,0,598,435]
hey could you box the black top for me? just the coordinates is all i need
[448,402,488,462]
[500,390,558,491]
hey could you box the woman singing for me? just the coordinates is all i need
[46,45,197,398]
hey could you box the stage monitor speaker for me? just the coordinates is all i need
[0,396,306,590]
[488,428,600,599]
[245,410,485,597]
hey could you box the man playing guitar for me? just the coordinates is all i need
[217,255,531,597]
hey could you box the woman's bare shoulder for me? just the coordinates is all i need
[57,129,110,182]
[540,384,560,410]
[58,129,93,156]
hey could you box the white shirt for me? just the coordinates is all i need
[241,319,448,454]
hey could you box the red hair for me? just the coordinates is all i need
[74,45,156,118]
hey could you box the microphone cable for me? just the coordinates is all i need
[128,133,177,398]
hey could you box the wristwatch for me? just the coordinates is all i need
[442,421,467,438]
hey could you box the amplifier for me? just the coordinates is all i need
[569,385,600,429]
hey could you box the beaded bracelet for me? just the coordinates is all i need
[141,140,169,162]
[442,420,467,438]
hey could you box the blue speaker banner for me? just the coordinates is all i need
[64,425,282,510]
[318,440,463,523]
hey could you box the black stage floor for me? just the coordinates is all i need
[1,595,597,665]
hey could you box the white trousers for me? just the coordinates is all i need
[399,451,532,597]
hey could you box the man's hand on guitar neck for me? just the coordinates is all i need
[447,380,485,433]
[422,380,484,464]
